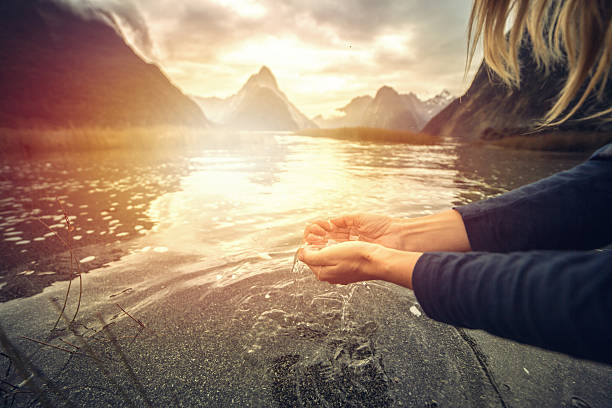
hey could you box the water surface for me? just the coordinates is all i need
[2,133,606,407]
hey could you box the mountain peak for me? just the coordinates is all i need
[375,85,400,99]
[258,65,273,76]
[246,65,278,90]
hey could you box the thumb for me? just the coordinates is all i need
[298,246,332,266]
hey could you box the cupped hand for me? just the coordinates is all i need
[297,241,383,285]
[303,213,405,250]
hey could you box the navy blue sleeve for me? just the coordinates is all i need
[412,250,612,364]
[454,144,612,252]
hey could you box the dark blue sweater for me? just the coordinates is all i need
[412,143,612,364]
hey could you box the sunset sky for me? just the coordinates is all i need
[87,0,479,118]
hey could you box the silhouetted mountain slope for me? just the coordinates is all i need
[362,86,423,131]
[423,41,611,140]
[0,0,208,128]
[314,87,454,131]
[194,66,316,130]
[338,95,374,125]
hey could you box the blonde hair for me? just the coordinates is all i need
[467,0,612,126]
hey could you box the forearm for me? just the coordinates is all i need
[393,209,471,253]
[454,158,612,252]
[394,157,612,254]
[412,249,612,364]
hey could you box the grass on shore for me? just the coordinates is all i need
[295,127,440,145]
[486,130,612,152]
[0,126,209,155]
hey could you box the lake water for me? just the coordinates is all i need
[2,133,609,407]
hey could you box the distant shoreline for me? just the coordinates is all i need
[294,127,440,145]
[0,126,210,155]
[476,130,612,153]
[1,126,610,155]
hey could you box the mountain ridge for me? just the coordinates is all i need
[0,0,209,128]
[314,87,454,130]
[422,39,612,140]
[194,66,316,131]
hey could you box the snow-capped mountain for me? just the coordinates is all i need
[422,89,455,118]
[314,87,455,131]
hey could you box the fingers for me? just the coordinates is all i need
[304,218,345,245]
[303,220,332,244]
[309,265,352,285]
[304,223,327,237]
[297,246,334,266]
[330,214,359,228]
[304,233,327,245]
[314,219,333,231]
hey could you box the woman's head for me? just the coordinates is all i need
[467,0,612,126]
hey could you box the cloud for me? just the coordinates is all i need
[88,0,475,116]
[57,0,156,60]
[102,1,155,60]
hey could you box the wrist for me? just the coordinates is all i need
[366,244,421,289]
[396,209,471,252]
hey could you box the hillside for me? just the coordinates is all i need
[422,40,612,140]
[314,87,454,131]
[0,0,209,128]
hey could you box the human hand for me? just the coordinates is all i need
[298,241,421,288]
[303,213,407,250]
[303,210,471,253]
[297,241,382,285]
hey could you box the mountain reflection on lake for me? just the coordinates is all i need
[1,132,603,407]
